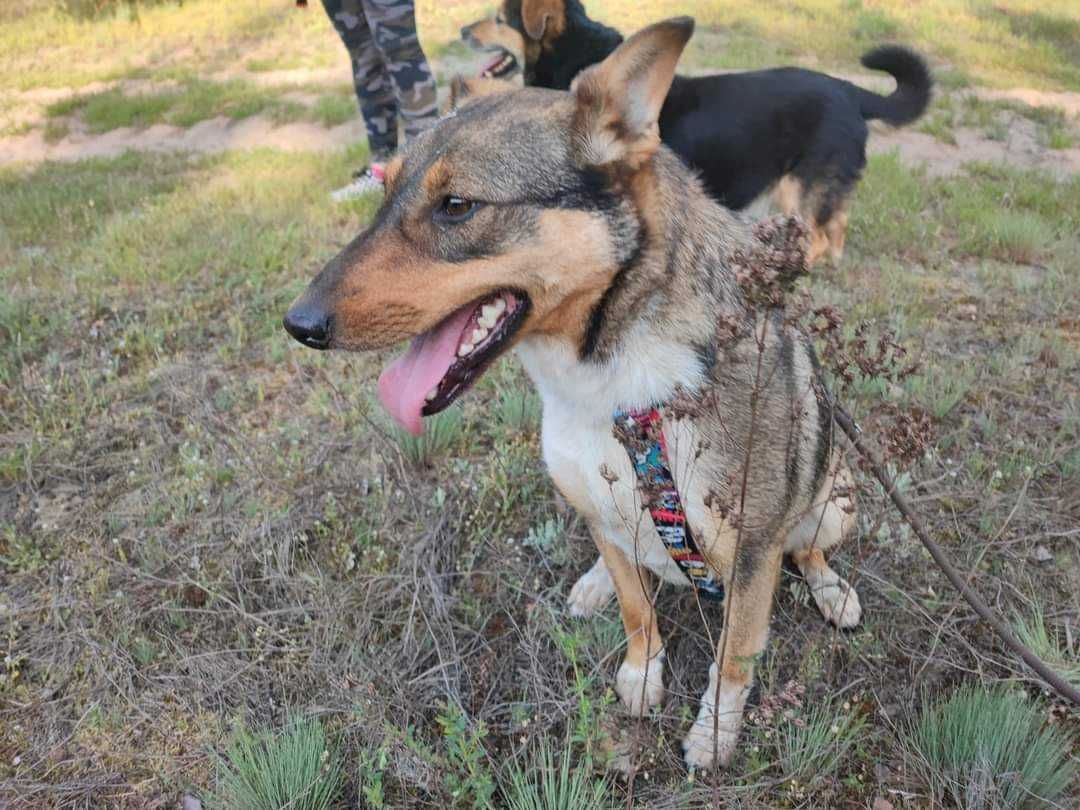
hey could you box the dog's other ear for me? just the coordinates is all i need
[449,75,516,110]
[521,0,565,42]
[572,16,693,169]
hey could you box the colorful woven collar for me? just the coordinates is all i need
[612,407,725,601]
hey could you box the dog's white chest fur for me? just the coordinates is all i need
[515,329,706,585]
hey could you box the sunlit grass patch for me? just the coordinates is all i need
[310,93,356,127]
[210,716,343,810]
[848,152,936,260]
[45,80,309,132]
[904,686,1074,809]
[959,209,1055,264]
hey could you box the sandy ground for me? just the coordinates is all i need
[2,65,1079,176]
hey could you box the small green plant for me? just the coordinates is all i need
[775,702,866,785]
[357,744,389,809]
[436,702,496,808]
[904,685,1074,809]
[495,387,542,435]
[210,716,343,810]
[391,406,463,467]
[1012,606,1080,688]
[502,737,615,810]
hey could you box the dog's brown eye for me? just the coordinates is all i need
[437,195,479,223]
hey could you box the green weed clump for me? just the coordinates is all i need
[211,716,344,810]
[392,406,464,467]
[775,702,866,785]
[904,685,1074,809]
[503,738,615,810]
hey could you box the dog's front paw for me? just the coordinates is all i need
[567,557,615,618]
[811,576,862,629]
[682,713,738,770]
[615,655,665,716]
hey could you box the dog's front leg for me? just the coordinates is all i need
[588,522,666,716]
[683,541,783,769]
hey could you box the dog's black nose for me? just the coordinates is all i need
[283,304,331,350]
[460,25,471,40]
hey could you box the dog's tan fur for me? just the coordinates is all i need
[288,18,861,769]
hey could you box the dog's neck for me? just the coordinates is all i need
[528,1,624,90]
[517,152,745,425]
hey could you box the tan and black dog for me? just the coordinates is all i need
[461,0,932,265]
[285,18,861,769]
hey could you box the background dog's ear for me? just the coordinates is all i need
[521,0,565,42]
[572,17,693,169]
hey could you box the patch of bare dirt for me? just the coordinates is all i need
[0,116,367,165]
[3,62,1079,175]
[869,119,1080,177]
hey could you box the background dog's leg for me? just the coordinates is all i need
[683,543,782,769]
[825,207,849,264]
[592,530,665,716]
[567,555,615,617]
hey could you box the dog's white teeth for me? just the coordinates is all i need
[425,388,438,402]
[479,305,498,328]
[493,298,507,315]
[458,342,474,357]
[472,327,489,344]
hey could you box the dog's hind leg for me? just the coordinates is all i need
[775,175,830,265]
[567,555,615,617]
[785,457,861,628]
[591,529,666,716]
[683,539,783,769]
[824,207,849,264]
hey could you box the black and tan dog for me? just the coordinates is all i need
[285,18,861,769]
[461,0,932,264]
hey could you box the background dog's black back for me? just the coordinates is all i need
[511,0,931,244]
[663,46,931,213]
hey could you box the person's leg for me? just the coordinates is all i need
[362,0,438,142]
[320,0,398,160]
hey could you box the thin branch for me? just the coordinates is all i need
[830,401,1080,706]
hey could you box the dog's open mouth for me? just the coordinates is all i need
[377,291,530,435]
[480,50,519,79]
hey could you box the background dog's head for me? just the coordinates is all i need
[461,0,572,81]
[284,17,694,435]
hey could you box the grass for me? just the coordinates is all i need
[391,406,465,467]
[1012,606,1080,688]
[503,739,615,810]
[44,80,310,132]
[211,716,344,810]
[905,686,1075,808]
[2,2,1080,807]
[1,1,1079,93]
[918,93,1079,150]
[775,703,866,785]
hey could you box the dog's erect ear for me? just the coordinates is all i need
[521,0,565,42]
[572,17,693,169]
[449,75,516,109]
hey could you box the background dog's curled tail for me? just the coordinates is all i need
[857,45,932,126]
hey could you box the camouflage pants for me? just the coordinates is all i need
[320,0,438,160]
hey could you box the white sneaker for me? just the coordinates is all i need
[331,163,385,202]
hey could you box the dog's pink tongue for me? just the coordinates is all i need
[377,305,474,436]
